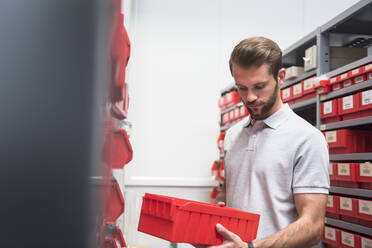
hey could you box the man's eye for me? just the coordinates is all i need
[255,85,265,90]
[238,87,247,91]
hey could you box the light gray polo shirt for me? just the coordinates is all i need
[224,104,329,241]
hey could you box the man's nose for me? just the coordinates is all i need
[246,91,258,103]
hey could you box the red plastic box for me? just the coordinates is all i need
[105,179,125,223]
[340,230,361,248]
[337,72,353,88]
[323,226,340,247]
[329,162,339,187]
[217,132,225,152]
[326,195,340,219]
[222,113,229,125]
[218,97,225,110]
[320,99,341,123]
[339,197,358,224]
[234,107,240,121]
[225,91,241,108]
[364,63,372,80]
[281,87,292,102]
[350,66,366,85]
[103,129,133,169]
[138,193,260,245]
[335,163,359,188]
[240,105,249,118]
[357,89,372,118]
[315,79,331,95]
[356,199,372,227]
[229,109,235,123]
[329,76,342,91]
[323,129,372,154]
[361,235,372,248]
[357,162,372,183]
[302,76,317,96]
[338,94,359,120]
[292,82,303,99]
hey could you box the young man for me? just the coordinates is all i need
[206,37,329,248]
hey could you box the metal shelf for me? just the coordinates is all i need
[320,79,372,102]
[320,0,372,34]
[283,29,318,57]
[220,102,243,114]
[289,97,316,111]
[320,116,372,131]
[330,153,372,161]
[325,55,372,79]
[325,218,372,236]
[330,186,372,198]
[281,70,317,89]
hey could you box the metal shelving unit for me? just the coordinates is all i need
[325,218,372,236]
[329,186,372,198]
[289,98,316,111]
[320,116,372,131]
[329,153,372,161]
[221,102,243,114]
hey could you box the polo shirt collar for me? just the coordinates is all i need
[244,104,291,129]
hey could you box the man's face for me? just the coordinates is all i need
[231,63,283,120]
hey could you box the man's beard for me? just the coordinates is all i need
[243,81,279,120]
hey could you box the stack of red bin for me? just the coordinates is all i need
[101,0,133,247]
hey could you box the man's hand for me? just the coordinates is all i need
[193,224,248,248]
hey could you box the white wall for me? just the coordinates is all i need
[120,0,359,247]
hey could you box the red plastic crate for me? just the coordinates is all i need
[339,197,358,224]
[329,76,343,91]
[326,195,340,214]
[337,72,352,88]
[225,91,241,108]
[361,235,372,248]
[340,230,361,248]
[240,105,249,118]
[329,162,336,180]
[281,87,292,102]
[217,159,225,181]
[211,160,218,177]
[356,199,372,227]
[358,89,372,115]
[138,193,260,245]
[103,129,133,169]
[357,162,372,183]
[335,163,358,182]
[364,63,372,74]
[350,66,366,85]
[105,179,125,223]
[320,99,341,123]
[229,109,235,123]
[315,79,331,95]
[323,226,340,247]
[303,76,316,95]
[323,129,372,154]
[217,132,225,152]
[292,82,303,99]
[338,94,359,120]
[210,187,218,204]
[218,97,225,110]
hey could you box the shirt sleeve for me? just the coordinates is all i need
[292,130,330,194]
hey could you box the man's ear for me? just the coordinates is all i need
[277,68,286,87]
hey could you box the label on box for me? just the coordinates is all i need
[330,162,334,175]
[234,108,240,117]
[341,73,347,80]
[343,79,352,87]
[293,83,302,95]
[341,231,355,246]
[343,95,353,110]
[358,200,372,216]
[219,98,224,106]
[362,90,372,106]
[317,87,324,94]
[355,75,364,84]
[338,163,351,176]
[304,78,313,90]
[340,197,353,211]
[366,64,372,71]
[325,131,337,143]
[327,196,334,208]
[229,111,234,119]
[223,114,228,122]
[360,162,372,177]
[333,83,341,90]
[325,227,336,241]
[240,107,245,115]
[330,77,337,84]
[361,237,372,248]
[352,68,360,75]
[324,101,333,115]
[282,88,290,99]
[227,93,232,101]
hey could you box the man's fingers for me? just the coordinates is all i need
[217,202,225,207]
[208,242,234,248]
[215,223,239,242]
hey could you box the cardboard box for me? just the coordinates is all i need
[304,45,317,72]
[330,47,367,70]
[285,66,304,80]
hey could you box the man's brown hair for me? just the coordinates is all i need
[229,36,282,80]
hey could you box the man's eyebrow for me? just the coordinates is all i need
[254,80,269,85]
